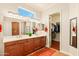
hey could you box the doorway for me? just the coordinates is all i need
[12,22,19,35]
[49,13,60,50]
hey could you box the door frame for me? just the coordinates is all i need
[48,8,62,52]
[49,12,61,51]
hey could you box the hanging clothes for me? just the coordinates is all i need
[54,23,60,33]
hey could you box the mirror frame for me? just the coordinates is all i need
[70,17,77,48]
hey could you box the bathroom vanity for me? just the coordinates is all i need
[3,16,46,56]
[4,35,46,56]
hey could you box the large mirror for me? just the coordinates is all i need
[25,21,31,34]
[70,17,77,48]
[3,17,30,36]
[3,16,45,36]
[3,17,21,36]
[32,22,36,34]
[21,22,26,35]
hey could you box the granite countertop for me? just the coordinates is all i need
[3,34,46,43]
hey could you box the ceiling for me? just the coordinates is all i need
[0,3,57,13]
[25,3,57,12]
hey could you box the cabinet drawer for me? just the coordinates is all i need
[17,40,26,44]
[5,41,17,47]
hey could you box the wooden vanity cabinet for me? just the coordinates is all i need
[40,37,46,48]
[4,41,17,56]
[4,40,24,56]
[24,39,34,55]
[16,40,25,56]
[5,44,17,56]
[33,38,41,50]
[33,37,46,51]
[4,36,46,56]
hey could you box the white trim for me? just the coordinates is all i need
[60,50,73,56]
[49,10,61,51]
[59,9,62,51]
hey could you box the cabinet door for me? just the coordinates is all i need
[5,42,24,56]
[34,38,40,50]
[5,45,15,56]
[40,37,46,48]
[15,43,24,56]
[4,41,17,56]
[24,39,34,55]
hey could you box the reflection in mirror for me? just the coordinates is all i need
[3,17,20,36]
[41,24,45,30]
[25,21,31,34]
[32,22,36,34]
[3,19,12,36]
[39,23,45,31]
[12,22,19,35]
[21,22,26,35]
[70,17,77,48]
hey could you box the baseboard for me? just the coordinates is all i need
[60,50,73,56]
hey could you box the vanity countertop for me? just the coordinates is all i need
[3,34,46,43]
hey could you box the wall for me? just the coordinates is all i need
[41,4,78,55]
[69,3,79,56]
[42,3,79,56]
[0,14,4,55]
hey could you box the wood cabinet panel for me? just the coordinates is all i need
[33,38,41,50]
[40,37,46,48]
[27,39,34,53]
[15,43,24,56]
[5,44,19,56]
[5,41,24,56]
[5,44,24,56]
[4,36,46,56]
[5,41,17,47]
[24,39,34,55]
